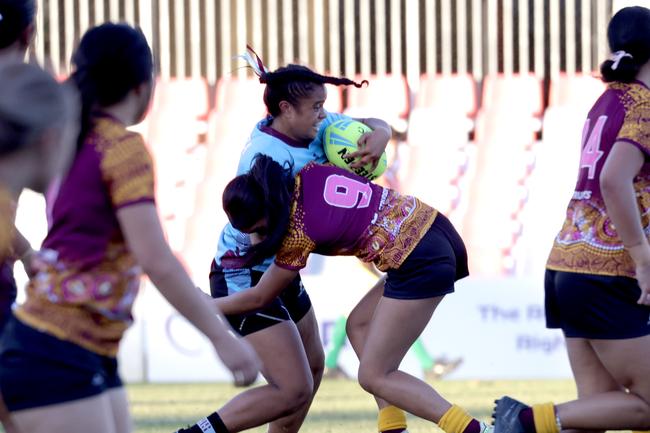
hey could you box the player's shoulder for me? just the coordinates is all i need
[610,81,650,111]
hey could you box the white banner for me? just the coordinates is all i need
[120,256,571,382]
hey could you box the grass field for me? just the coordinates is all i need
[128,378,581,433]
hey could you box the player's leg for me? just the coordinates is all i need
[494,336,650,433]
[178,319,313,433]
[178,264,314,433]
[12,393,118,433]
[556,335,650,429]
[559,337,621,433]
[348,277,410,433]
[493,272,650,432]
[357,295,487,433]
[107,387,133,433]
[268,295,324,433]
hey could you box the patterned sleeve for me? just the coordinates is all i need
[274,201,317,271]
[100,133,156,209]
[618,94,650,154]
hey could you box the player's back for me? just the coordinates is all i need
[296,163,383,250]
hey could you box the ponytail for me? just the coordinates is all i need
[70,23,153,150]
[600,6,650,83]
[223,154,295,265]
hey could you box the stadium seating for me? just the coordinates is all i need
[143,78,210,252]
[416,73,478,116]
[462,73,542,275]
[518,73,604,275]
[344,74,410,131]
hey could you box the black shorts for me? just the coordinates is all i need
[0,316,123,411]
[384,213,469,300]
[545,269,650,339]
[210,261,312,336]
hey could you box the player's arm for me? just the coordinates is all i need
[214,264,299,315]
[119,203,260,384]
[348,117,392,169]
[600,141,650,304]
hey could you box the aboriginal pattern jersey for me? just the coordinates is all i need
[547,81,650,277]
[275,163,437,272]
[15,113,155,356]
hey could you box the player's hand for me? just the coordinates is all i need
[628,243,650,305]
[347,127,390,169]
[636,261,650,305]
[211,328,260,386]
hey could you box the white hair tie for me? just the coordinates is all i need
[611,50,633,70]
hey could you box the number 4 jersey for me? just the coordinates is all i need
[547,81,650,277]
[275,162,437,272]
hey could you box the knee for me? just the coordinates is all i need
[346,315,369,345]
[282,382,313,413]
[357,363,381,396]
[310,352,325,388]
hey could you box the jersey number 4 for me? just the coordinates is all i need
[579,115,607,180]
[323,174,372,209]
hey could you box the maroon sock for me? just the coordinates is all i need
[518,408,536,433]
[462,419,481,433]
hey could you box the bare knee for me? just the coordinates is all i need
[357,363,383,396]
[276,379,314,415]
[310,351,325,391]
[346,315,370,349]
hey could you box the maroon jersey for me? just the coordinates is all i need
[547,81,650,277]
[275,163,437,271]
[16,113,155,356]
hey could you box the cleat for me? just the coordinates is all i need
[493,396,529,433]
[380,430,409,433]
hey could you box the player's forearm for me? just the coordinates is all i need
[214,288,267,315]
[147,257,231,342]
[363,118,392,140]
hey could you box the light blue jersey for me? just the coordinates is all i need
[215,111,350,293]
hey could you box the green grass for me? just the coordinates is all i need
[128,378,579,433]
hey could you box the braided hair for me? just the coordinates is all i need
[240,46,367,116]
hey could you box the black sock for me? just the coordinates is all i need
[179,412,229,433]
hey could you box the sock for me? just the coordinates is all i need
[532,403,558,433]
[438,404,475,433]
[325,316,347,369]
[518,408,536,433]
[411,338,435,370]
[462,420,483,433]
[180,412,229,433]
[378,405,407,432]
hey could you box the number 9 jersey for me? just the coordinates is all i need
[274,162,437,272]
[547,81,650,277]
